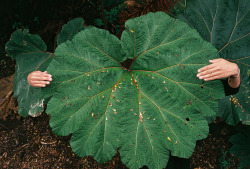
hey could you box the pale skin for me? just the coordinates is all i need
[27,58,240,88]
[197,58,240,88]
[27,71,52,87]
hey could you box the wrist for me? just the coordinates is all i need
[229,64,240,79]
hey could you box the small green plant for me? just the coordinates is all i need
[219,149,231,169]
[229,126,250,168]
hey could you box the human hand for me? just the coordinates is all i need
[197,58,240,81]
[27,71,52,87]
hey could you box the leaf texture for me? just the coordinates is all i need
[44,12,224,169]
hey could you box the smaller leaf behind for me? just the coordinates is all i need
[177,0,250,125]
[219,70,250,125]
[57,18,85,46]
[5,29,53,116]
[6,29,47,60]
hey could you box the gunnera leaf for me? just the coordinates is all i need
[219,75,250,125]
[43,12,224,169]
[177,0,250,125]
[5,29,53,117]
[229,126,250,168]
[57,18,85,46]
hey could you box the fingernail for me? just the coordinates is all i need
[49,78,52,81]
[198,69,201,72]
[47,81,50,84]
[43,85,46,87]
[197,74,200,77]
[49,75,52,77]
[199,77,203,79]
[204,79,208,81]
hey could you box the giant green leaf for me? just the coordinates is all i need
[177,0,250,125]
[5,29,53,116]
[44,12,224,169]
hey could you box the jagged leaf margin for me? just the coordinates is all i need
[43,12,224,169]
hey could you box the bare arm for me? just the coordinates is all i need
[197,58,240,88]
[27,71,52,87]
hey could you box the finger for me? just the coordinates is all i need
[42,71,52,76]
[198,71,221,80]
[209,58,222,63]
[32,84,47,87]
[32,71,51,78]
[204,75,222,81]
[31,81,50,85]
[41,74,52,81]
[31,76,52,81]
[43,74,52,79]
[42,72,52,78]
[32,71,43,76]
[198,64,216,73]
[197,68,218,77]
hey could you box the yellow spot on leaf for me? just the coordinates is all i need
[139,112,143,122]
[168,137,172,142]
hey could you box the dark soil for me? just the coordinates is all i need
[0,109,239,169]
[0,113,128,169]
